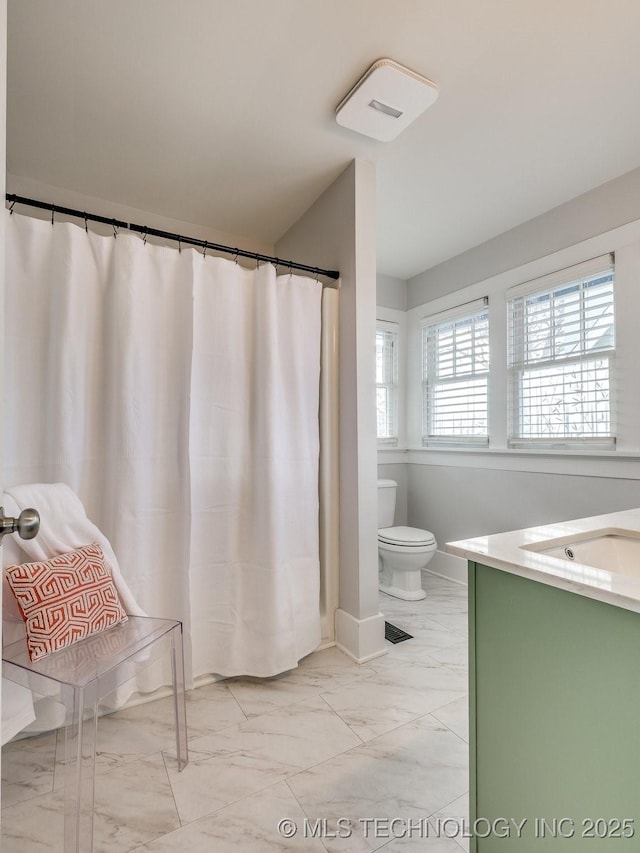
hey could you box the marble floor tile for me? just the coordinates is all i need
[375,638,463,670]
[432,792,470,852]
[163,694,361,824]
[279,648,377,694]
[134,781,326,852]
[423,640,468,674]
[378,615,464,655]
[75,708,177,777]
[1,753,180,852]
[431,697,469,743]
[149,679,247,738]
[382,833,467,852]
[288,714,469,853]
[234,694,363,764]
[365,657,467,698]
[1,786,64,851]
[225,676,326,719]
[1,730,57,807]
[92,753,181,851]
[378,595,425,620]
[421,582,467,600]
[85,680,247,773]
[423,613,468,635]
[226,647,375,718]
[162,737,298,825]
[322,657,467,742]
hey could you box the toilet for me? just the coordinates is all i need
[377,479,437,601]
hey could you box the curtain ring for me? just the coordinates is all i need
[255,253,261,270]
[143,227,148,246]
[233,249,239,265]
[202,241,208,258]
[9,199,15,215]
[178,237,182,254]
[112,220,118,239]
[84,213,88,233]
[51,204,55,226]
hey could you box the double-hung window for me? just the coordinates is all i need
[376,320,399,445]
[422,298,490,446]
[507,255,615,447]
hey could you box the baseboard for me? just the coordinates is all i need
[423,549,467,585]
[335,608,387,664]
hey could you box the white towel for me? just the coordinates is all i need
[2,483,145,616]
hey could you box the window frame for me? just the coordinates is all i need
[421,297,490,448]
[507,255,615,450]
[376,318,400,446]
[404,227,640,471]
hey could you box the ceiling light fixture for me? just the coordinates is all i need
[336,58,439,142]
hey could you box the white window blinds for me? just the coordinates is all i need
[422,298,489,446]
[507,255,615,447]
[376,321,399,444]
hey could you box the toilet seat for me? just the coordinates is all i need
[378,525,436,547]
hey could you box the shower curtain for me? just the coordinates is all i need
[3,210,322,680]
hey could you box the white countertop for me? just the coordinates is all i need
[445,506,640,614]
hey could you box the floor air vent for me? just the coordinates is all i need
[384,621,413,644]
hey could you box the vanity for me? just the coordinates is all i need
[447,509,640,851]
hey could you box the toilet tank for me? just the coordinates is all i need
[377,479,397,529]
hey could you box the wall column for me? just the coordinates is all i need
[276,159,386,663]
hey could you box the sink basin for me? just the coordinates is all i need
[521,527,640,577]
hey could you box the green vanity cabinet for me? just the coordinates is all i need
[469,561,640,851]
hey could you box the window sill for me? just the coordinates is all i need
[409,445,640,458]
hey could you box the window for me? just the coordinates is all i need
[508,255,615,447]
[422,298,489,446]
[376,321,399,444]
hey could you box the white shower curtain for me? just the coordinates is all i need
[3,211,322,679]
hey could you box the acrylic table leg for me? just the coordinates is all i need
[170,623,189,771]
[64,681,98,852]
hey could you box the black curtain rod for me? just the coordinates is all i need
[5,194,340,283]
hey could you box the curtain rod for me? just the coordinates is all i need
[5,194,340,284]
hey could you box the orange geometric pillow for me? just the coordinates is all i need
[5,543,128,661]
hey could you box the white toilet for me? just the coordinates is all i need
[377,479,437,601]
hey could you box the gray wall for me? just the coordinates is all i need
[376,274,407,311]
[408,165,640,308]
[408,464,640,546]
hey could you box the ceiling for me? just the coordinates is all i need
[7,0,640,280]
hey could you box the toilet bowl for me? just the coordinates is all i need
[378,480,437,601]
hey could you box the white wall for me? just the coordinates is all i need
[404,167,640,581]
[276,159,386,663]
